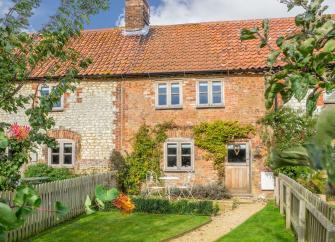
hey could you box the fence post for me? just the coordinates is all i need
[298,199,306,242]
[286,187,291,229]
[275,177,280,206]
[326,230,335,242]
[280,180,284,215]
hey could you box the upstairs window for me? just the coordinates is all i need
[156,82,182,109]
[40,85,64,111]
[197,80,224,107]
[48,140,75,167]
[165,139,194,171]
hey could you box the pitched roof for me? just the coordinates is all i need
[31,17,297,78]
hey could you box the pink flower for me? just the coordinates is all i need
[9,123,31,140]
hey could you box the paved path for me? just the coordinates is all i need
[170,202,266,242]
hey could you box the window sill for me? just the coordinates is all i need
[51,108,64,112]
[155,106,183,110]
[49,164,74,168]
[196,105,225,109]
[164,169,194,173]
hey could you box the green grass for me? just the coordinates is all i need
[26,211,210,242]
[216,201,295,242]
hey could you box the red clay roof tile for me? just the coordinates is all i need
[31,17,298,78]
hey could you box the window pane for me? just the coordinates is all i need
[199,82,208,93]
[51,154,60,164]
[171,94,180,105]
[40,87,50,97]
[52,146,59,153]
[181,156,191,167]
[199,93,208,104]
[228,144,247,163]
[158,95,167,106]
[64,155,72,165]
[167,156,177,167]
[167,144,177,155]
[171,83,180,94]
[158,84,167,94]
[53,99,62,108]
[181,144,191,155]
[64,143,73,153]
[213,93,222,104]
[212,82,222,92]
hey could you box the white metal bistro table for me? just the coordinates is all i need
[159,176,179,200]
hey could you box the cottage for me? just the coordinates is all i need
[0,0,329,195]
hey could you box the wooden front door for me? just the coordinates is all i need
[225,143,251,194]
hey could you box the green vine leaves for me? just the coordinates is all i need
[193,121,255,177]
[240,0,335,115]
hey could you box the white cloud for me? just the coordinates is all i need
[117,0,335,26]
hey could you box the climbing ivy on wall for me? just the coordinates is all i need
[193,121,255,177]
[118,122,173,194]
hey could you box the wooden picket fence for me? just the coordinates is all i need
[275,174,335,242]
[0,172,116,242]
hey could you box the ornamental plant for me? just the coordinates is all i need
[193,121,255,177]
[84,185,135,214]
[240,0,335,115]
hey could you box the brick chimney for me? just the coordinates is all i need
[124,0,150,35]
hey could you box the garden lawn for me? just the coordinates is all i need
[216,201,295,242]
[26,211,210,242]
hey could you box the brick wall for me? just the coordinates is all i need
[119,74,268,194]
[0,80,118,174]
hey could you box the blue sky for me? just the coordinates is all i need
[1,0,334,31]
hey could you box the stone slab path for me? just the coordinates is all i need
[170,202,266,242]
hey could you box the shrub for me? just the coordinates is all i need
[170,183,231,200]
[132,197,219,216]
[24,163,75,182]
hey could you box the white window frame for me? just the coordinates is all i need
[164,138,194,171]
[48,139,75,167]
[40,85,64,111]
[196,80,224,108]
[155,81,183,109]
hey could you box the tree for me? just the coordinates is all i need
[0,0,109,238]
[0,0,109,190]
[240,0,335,115]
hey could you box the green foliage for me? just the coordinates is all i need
[0,185,67,239]
[118,122,173,194]
[24,164,75,182]
[171,183,232,200]
[276,166,313,180]
[0,132,32,191]
[132,197,219,216]
[193,121,255,176]
[240,0,335,115]
[297,170,327,194]
[270,107,335,193]
[260,107,316,152]
[84,185,120,214]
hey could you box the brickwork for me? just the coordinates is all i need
[119,74,269,194]
[125,0,150,31]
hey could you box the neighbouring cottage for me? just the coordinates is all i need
[0,0,331,194]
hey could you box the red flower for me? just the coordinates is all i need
[9,123,31,140]
[113,194,135,213]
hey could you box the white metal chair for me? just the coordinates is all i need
[145,171,165,197]
[176,172,195,199]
